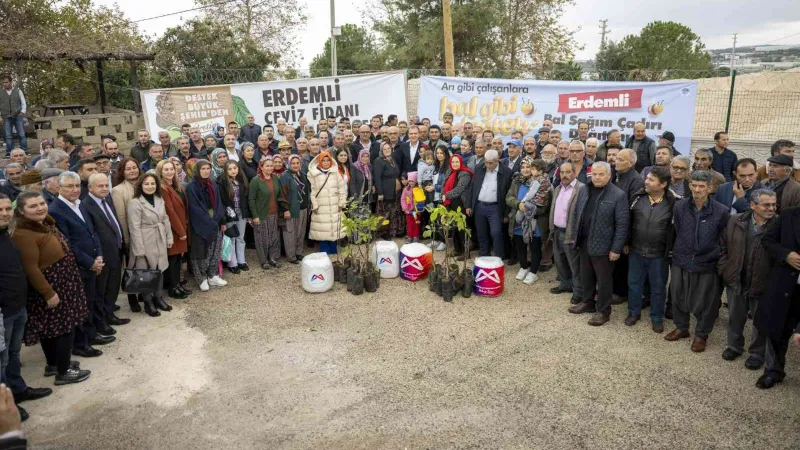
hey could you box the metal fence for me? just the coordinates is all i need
[28,65,800,143]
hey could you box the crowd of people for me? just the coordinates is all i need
[1,101,800,437]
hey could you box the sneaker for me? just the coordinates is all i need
[199,280,210,292]
[54,368,91,386]
[515,268,530,280]
[208,276,227,287]
[44,361,80,377]
[523,272,538,285]
[435,242,446,251]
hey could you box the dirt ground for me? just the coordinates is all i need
[17,249,800,449]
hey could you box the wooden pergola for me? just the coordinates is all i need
[0,50,155,113]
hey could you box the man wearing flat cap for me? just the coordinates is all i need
[765,154,800,212]
[40,168,63,204]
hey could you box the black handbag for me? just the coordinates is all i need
[224,222,240,238]
[122,257,162,294]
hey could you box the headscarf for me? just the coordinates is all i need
[287,154,306,204]
[273,154,286,175]
[214,125,225,139]
[520,155,536,185]
[193,160,216,208]
[442,154,473,206]
[317,151,333,172]
[169,156,186,183]
[40,139,53,154]
[353,149,372,181]
[258,155,274,182]
[210,148,227,178]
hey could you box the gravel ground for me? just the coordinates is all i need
[17,248,800,449]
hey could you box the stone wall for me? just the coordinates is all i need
[32,112,145,154]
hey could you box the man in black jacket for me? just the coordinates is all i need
[624,166,676,332]
[665,170,729,353]
[467,150,513,260]
[0,194,53,422]
[754,205,800,389]
[718,189,776,370]
[83,173,131,335]
[612,149,645,304]
[567,162,630,326]
[624,122,656,173]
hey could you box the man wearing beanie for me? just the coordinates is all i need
[659,131,681,157]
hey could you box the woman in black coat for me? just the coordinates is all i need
[372,141,403,238]
[238,142,260,181]
[217,161,252,274]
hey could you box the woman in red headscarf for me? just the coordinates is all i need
[441,154,473,258]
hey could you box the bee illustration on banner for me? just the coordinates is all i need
[648,100,664,116]
[520,98,536,116]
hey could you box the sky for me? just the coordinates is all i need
[102,0,800,69]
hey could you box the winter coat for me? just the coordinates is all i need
[162,185,189,256]
[754,206,800,340]
[671,197,730,273]
[308,156,347,241]
[567,182,630,256]
[186,178,225,242]
[111,180,137,243]
[628,188,676,258]
[614,169,645,204]
[506,173,551,236]
[716,180,763,213]
[710,147,738,182]
[625,135,657,172]
[718,211,775,298]
[279,171,310,218]
[442,169,472,207]
[127,196,173,271]
[348,164,372,204]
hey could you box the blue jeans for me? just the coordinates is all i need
[627,251,668,323]
[474,202,504,258]
[3,115,27,153]
[319,240,337,255]
[1,309,28,395]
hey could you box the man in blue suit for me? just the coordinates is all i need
[716,158,762,214]
[48,171,115,358]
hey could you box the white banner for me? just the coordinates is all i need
[141,71,408,139]
[417,76,698,152]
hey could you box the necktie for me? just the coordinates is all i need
[102,199,123,248]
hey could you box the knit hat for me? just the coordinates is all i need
[661,131,675,143]
[407,171,418,182]
[41,168,64,181]
[450,136,462,146]
[20,169,42,186]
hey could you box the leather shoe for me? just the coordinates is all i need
[588,313,610,326]
[97,324,116,336]
[755,374,782,389]
[624,314,640,326]
[14,387,53,403]
[691,337,707,353]
[568,301,595,315]
[90,335,116,346]
[177,286,192,296]
[744,356,764,370]
[108,314,131,326]
[721,348,741,361]
[538,264,552,272]
[664,329,690,341]
[238,263,250,271]
[72,346,103,357]
[113,305,120,312]
[18,405,28,422]
[652,322,664,333]
[550,286,572,295]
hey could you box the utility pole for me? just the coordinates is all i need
[730,33,737,75]
[330,0,337,76]
[442,0,455,76]
[599,19,609,50]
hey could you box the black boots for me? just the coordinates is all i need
[142,294,161,317]
[153,294,173,312]
[128,295,142,313]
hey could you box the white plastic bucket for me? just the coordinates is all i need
[370,240,400,278]
[301,252,334,293]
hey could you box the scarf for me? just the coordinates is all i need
[317,152,333,172]
[442,154,473,206]
[273,158,286,175]
[210,148,226,178]
[199,177,216,209]
[353,149,372,181]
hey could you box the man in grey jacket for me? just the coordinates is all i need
[567,162,630,326]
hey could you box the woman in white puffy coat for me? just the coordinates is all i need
[308,151,347,254]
